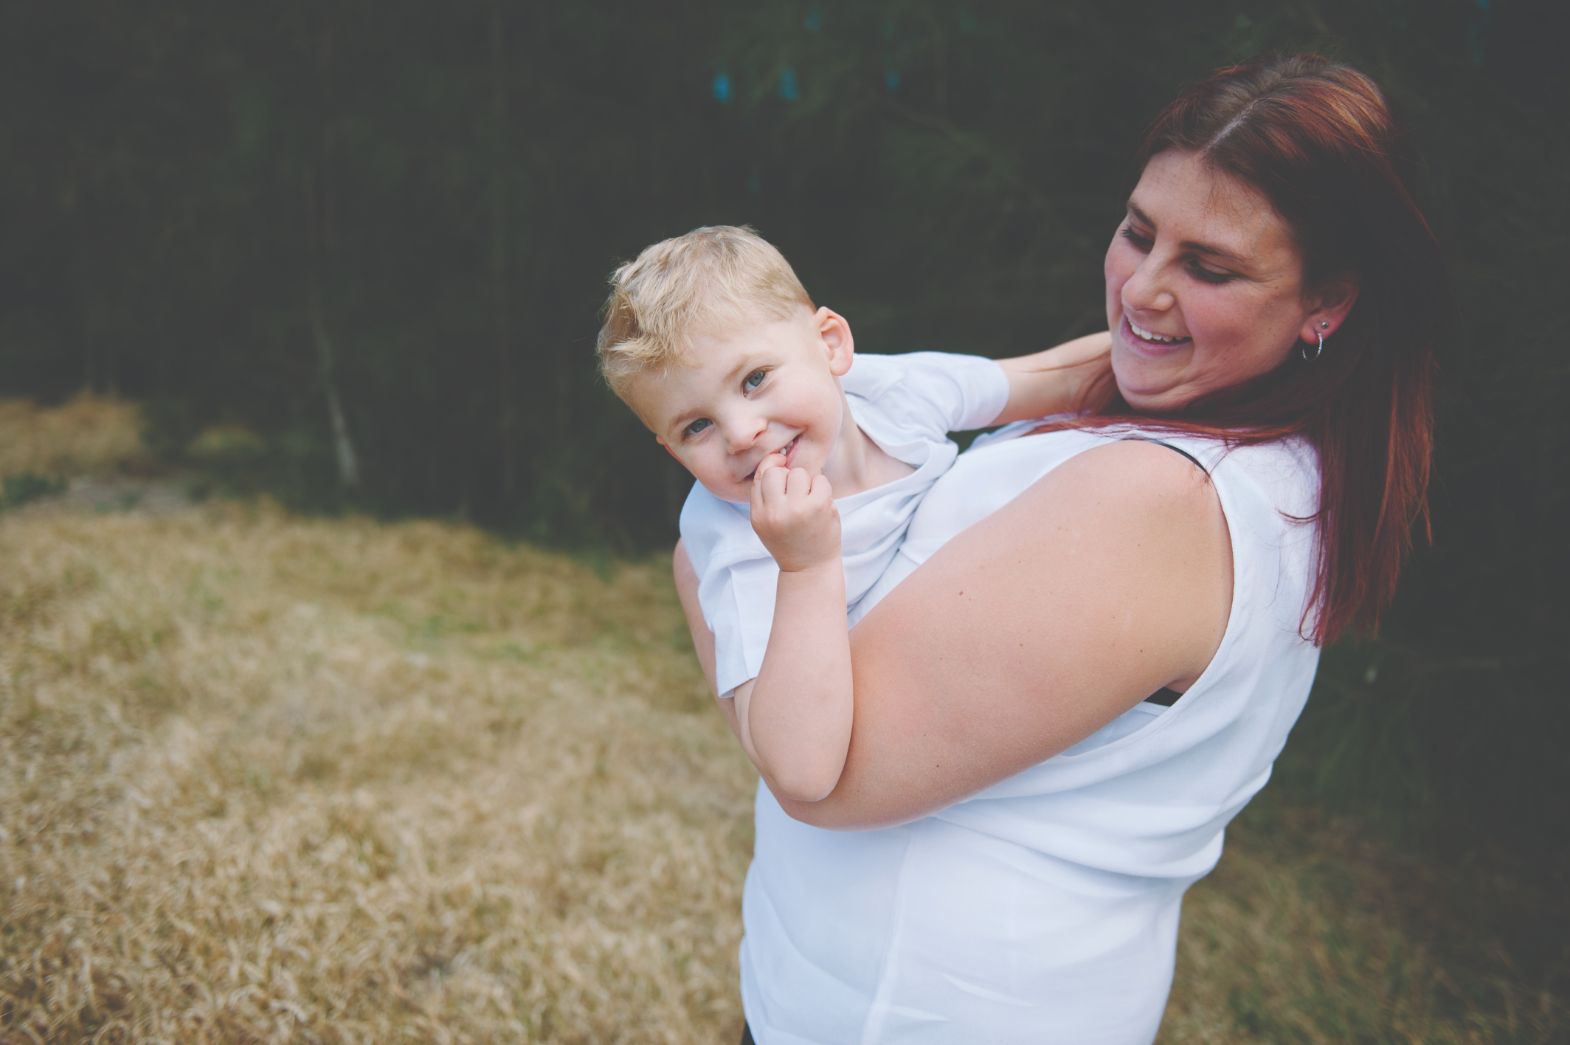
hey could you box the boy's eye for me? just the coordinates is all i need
[743,369,767,391]
[683,418,712,438]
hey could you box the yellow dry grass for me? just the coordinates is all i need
[1164,798,1566,1043]
[2,400,1561,1042]
[2,500,755,1042]
[0,395,149,479]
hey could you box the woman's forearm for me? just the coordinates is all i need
[993,330,1113,424]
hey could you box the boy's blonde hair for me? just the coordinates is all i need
[596,225,814,398]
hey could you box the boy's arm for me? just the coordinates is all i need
[992,330,1113,424]
[734,455,853,804]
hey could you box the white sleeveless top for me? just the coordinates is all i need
[739,424,1323,1044]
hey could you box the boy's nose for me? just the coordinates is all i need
[723,413,766,452]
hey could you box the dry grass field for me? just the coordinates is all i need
[0,396,150,480]
[2,398,1564,1042]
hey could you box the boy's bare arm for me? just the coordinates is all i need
[739,456,853,803]
[992,330,1113,424]
[675,532,846,794]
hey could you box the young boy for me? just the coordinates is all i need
[596,225,1108,803]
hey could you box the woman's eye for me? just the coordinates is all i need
[743,369,767,391]
[1186,260,1234,285]
[683,418,712,438]
[1118,225,1153,250]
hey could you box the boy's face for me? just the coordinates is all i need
[627,306,854,503]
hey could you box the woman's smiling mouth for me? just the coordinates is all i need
[1127,318,1192,345]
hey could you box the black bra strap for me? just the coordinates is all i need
[1145,687,1182,707]
[1119,436,1209,474]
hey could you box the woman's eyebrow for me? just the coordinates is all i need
[1127,202,1247,265]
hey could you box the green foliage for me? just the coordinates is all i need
[2,1,1565,857]
[1282,635,1569,856]
[0,473,66,511]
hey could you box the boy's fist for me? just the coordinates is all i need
[750,452,840,573]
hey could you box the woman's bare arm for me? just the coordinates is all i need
[796,440,1231,827]
[674,440,1234,829]
[993,331,1113,424]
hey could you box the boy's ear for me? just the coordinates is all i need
[655,435,679,460]
[815,306,855,377]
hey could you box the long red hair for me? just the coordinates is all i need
[1068,54,1442,645]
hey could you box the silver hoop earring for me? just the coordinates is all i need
[1301,330,1325,362]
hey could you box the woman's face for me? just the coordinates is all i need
[1103,150,1323,413]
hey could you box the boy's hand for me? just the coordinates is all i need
[750,452,841,573]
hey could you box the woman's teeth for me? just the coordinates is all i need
[1129,320,1189,344]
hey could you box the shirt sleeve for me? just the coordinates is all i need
[679,484,779,698]
[842,351,1009,443]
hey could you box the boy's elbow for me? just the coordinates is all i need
[773,784,905,832]
[765,760,843,806]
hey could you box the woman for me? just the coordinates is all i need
[677,54,1442,1042]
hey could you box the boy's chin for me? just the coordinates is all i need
[699,480,751,504]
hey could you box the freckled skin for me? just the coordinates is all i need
[1104,150,1350,413]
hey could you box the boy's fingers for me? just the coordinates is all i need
[753,451,788,487]
[757,460,790,500]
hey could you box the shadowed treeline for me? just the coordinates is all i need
[3,4,1565,856]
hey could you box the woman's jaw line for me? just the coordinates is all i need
[1111,316,1204,412]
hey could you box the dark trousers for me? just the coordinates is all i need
[740,1023,755,1045]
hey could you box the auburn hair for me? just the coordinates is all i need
[1066,54,1442,645]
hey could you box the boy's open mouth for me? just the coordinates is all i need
[745,436,799,481]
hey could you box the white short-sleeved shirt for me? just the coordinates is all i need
[739,424,1324,1044]
[680,351,1009,698]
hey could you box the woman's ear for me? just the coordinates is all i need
[1301,276,1359,343]
[816,307,855,376]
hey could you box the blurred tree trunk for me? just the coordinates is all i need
[304,167,359,492]
[490,0,517,504]
[303,22,360,492]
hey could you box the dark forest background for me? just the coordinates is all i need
[3,1,1566,862]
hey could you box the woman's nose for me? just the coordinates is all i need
[1121,258,1175,313]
